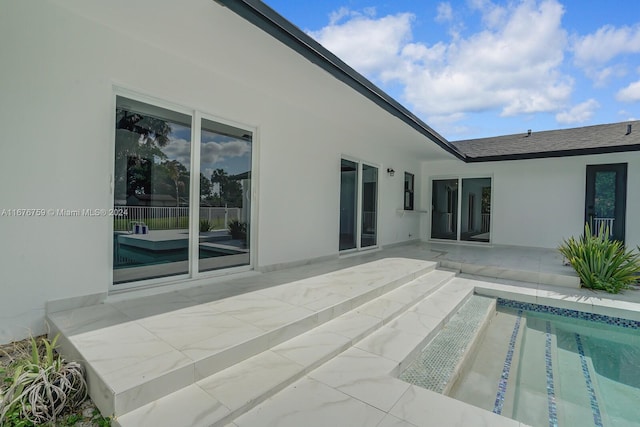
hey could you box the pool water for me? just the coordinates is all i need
[475,301,640,427]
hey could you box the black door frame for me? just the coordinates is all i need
[585,163,627,242]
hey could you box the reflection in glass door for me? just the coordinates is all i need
[113,97,192,284]
[431,179,458,240]
[585,164,627,242]
[199,119,252,272]
[339,159,358,251]
[113,95,255,285]
[361,164,378,247]
[339,159,378,251]
[461,178,491,242]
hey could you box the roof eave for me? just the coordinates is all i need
[213,0,466,161]
[463,144,640,162]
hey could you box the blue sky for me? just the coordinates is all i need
[264,0,640,140]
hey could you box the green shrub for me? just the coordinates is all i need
[0,335,87,426]
[559,223,640,293]
[228,220,247,241]
[199,219,211,232]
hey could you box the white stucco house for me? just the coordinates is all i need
[1,0,639,345]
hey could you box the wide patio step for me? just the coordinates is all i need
[113,268,458,427]
[47,258,441,420]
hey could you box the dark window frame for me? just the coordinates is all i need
[404,172,415,210]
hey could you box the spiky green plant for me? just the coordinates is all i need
[199,219,211,232]
[0,335,87,426]
[559,223,640,293]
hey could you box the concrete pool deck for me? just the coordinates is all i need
[45,242,640,426]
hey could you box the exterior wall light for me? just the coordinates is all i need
[387,168,395,177]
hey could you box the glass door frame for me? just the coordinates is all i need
[429,174,493,244]
[585,163,627,242]
[339,156,380,254]
[109,88,258,292]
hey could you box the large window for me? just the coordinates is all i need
[113,95,253,285]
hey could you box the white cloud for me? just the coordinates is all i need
[572,24,640,66]
[616,80,640,102]
[160,138,251,172]
[309,0,572,121]
[309,12,413,76]
[201,139,251,164]
[468,0,507,29]
[555,99,600,124]
[436,2,453,23]
[162,138,191,170]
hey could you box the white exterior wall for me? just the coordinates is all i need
[422,152,640,249]
[0,0,444,343]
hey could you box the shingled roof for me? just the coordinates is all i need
[453,120,640,162]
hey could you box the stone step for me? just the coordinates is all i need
[47,258,438,419]
[398,294,496,395]
[113,268,457,427]
[230,277,483,427]
[438,259,580,289]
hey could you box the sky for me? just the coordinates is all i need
[263,0,640,140]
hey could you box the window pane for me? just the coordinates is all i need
[113,97,191,284]
[361,164,378,247]
[460,178,491,242]
[594,171,616,218]
[198,119,252,272]
[404,172,414,210]
[339,159,358,251]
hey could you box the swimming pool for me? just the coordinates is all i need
[401,296,640,427]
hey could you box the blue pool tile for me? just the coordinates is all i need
[496,298,640,329]
[493,310,522,415]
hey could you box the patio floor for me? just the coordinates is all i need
[45,242,640,426]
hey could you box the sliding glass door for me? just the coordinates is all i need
[431,179,458,240]
[113,98,192,283]
[460,178,491,242]
[339,160,358,251]
[431,177,491,242]
[113,94,253,285]
[199,119,252,272]
[361,164,378,248]
[339,159,378,251]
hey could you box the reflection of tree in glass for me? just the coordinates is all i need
[115,109,190,206]
[207,168,243,207]
[481,187,491,214]
[200,173,213,200]
[158,160,189,206]
[115,109,173,198]
[595,171,615,217]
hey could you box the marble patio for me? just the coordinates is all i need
[45,242,640,426]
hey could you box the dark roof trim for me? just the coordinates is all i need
[464,143,640,163]
[213,0,466,161]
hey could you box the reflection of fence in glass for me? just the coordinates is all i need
[481,213,490,233]
[591,217,614,234]
[113,206,241,231]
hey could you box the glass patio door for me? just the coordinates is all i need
[198,119,252,272]
[585,163,627,242]
[339,159,378,251]
[113,97,192,284]
[431,179,458,240]
[113,95,253,285]
[431,177,492,242]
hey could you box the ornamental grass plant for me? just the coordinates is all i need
[559,223,640,294]
[0,335,87,427]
